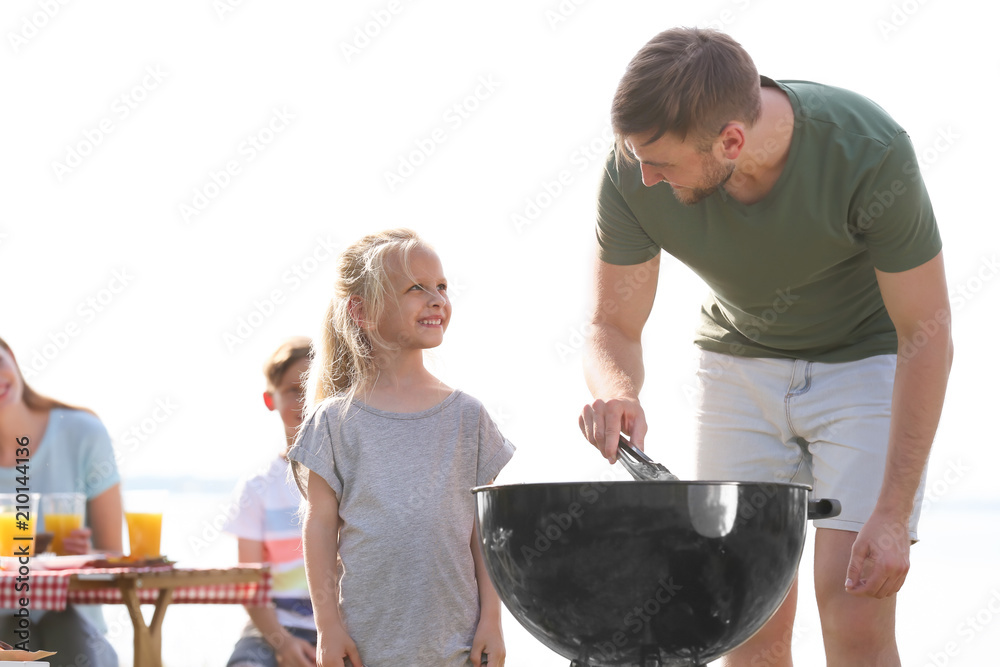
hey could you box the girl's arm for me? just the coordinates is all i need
[302,470,362,667]
[470,519,505,667]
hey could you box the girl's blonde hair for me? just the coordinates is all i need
[307,228,429,409]
[0,336,95,416]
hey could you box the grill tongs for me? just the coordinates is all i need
[617,434,679,482]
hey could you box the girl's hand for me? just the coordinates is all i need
[60,527,93,555]
[317,622,362,667]
[471,615,505,666]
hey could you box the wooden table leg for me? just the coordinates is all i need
[118,583,173,667]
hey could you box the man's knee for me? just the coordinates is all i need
[818,590,896,647]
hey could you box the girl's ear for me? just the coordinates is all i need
[348,295,368,330]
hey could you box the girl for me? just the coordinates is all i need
[0,336,122,666]
[287,229,513,667]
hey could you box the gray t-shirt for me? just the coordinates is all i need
[287,390,514,667]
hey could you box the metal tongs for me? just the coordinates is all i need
[617,434,679,481]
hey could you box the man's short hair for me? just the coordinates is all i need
[263,336,312,392]
[612,27,762,164]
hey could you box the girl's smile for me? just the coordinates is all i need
[377,246,451,350]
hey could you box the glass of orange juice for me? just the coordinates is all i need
[42,493,86,556]
[124,490,167,560]
[0,493,40,557]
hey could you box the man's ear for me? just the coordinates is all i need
[348,295,368,330]
[718,122,746,160]
[263,391,276,411]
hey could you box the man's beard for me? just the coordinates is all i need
[669,154,735,206]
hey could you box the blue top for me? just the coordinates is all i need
[0,407,120,500]
[0,407,120,631]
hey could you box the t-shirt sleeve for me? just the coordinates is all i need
[851,131,942,272]
[476,406,515,486]
[223,474,265,540]
[79,415,120,499]
[595,150,660,266]
[286,406,341,500]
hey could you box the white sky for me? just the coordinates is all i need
[1,0,996,511]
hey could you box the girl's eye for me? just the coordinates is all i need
[408,284,423,292]
[438,284,448,292]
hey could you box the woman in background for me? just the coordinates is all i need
[0,336,121,667]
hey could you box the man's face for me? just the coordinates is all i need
[267,356,310,433]
[626,131,734,206]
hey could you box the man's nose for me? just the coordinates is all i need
[640,164,663,187]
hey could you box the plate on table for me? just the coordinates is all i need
[83,555,175,569]
[28,553,107,570]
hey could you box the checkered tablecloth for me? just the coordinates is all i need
[0,565,271,611]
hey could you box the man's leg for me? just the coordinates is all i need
[692,350,809,667]
[719,578,798,667]
[815,528,899,666]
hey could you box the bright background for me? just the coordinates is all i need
[2,0,997,664]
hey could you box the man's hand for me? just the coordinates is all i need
[274,633,317,667]
[579,396,647,463]
[844,511,911,599]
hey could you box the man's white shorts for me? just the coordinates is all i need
[692,349,924,540]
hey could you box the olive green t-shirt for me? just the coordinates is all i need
[596,77,942,362]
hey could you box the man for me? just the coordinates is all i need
[578,27,952,666]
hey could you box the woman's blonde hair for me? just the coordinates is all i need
[0,336,95,415]
[306,228,429,410]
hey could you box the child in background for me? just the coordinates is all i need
[0,336,122,667]
[288,228,514,667]
[224,337,317,667]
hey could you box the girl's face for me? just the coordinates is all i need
[376,246,451,352]
[0,346,24,410]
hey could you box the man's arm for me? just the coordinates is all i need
[579,252,660,461]
[846,250,953,598]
